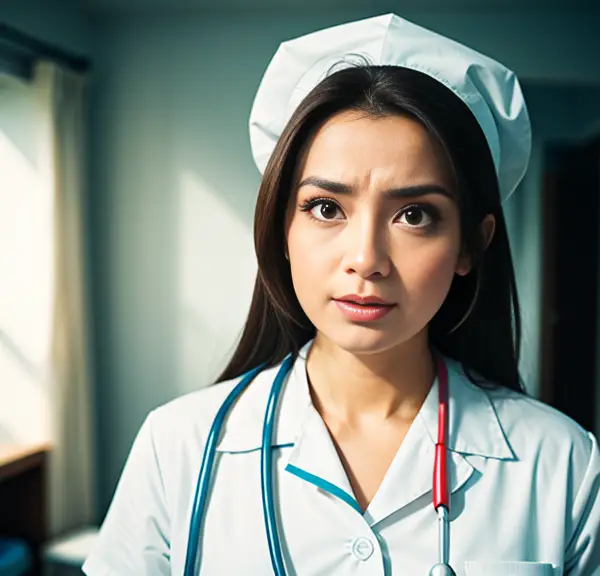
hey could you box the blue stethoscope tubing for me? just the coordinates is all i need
[261,355,295,574]
[183,360,266,575]
[183,353,453,575]
[183,356,292,576]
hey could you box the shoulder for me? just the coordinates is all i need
[145,375,240,449]
[452,359,596,477]
[489,383,593,464]
[150,377,240,433]
[142,362,282,456]
[450,362,600,568]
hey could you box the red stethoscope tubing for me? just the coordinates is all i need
[433,355,450,512]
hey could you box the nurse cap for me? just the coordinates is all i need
[249,13,531,201]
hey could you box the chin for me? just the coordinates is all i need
[320,324,410,356]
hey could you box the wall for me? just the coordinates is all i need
[90,6,600,514]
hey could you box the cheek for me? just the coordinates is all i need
[287,219,331,290]
[395,240,459,303]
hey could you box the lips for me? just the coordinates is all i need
[333,294,395,322]
[334,294,394,306]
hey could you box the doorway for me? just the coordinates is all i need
[540,137,600,434]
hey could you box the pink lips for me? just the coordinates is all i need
[333,294,395,322]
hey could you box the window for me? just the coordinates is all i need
[0,70,54,443]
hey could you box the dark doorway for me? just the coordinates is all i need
[540,138,600,434]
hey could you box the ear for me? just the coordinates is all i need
[455,214,496,277]
[455,252,471,277]
[480,214,496,250]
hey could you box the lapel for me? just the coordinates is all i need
[215,341,361,510]
[215,342,312,453]
[365,357,516,527]
[284,404,362,512]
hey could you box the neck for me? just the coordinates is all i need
[305,331,434,425]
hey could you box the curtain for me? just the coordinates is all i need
[33,60,94,536]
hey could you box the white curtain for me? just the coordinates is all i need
[33,60,94,536]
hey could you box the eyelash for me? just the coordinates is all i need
[298,196,442,227]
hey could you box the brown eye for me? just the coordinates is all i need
[309,201,343,221]
[398,207,432,228]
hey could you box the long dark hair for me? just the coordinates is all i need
[217,65,523,392]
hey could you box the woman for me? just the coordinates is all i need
[84,14,600,576]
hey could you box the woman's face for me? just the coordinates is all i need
[285,110,471,355]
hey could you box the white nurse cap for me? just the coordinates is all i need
[249,13,531,200]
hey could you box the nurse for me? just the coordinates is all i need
[84,14,600,576]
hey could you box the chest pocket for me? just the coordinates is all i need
[464,562,557,576]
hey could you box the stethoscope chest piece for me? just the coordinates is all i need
[428,564,458,576]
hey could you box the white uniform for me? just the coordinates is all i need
[83,341,600,575]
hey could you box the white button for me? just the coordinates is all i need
[351,537,374,561]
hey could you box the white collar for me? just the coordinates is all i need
[217,342,516,526]
[216,340,515,461]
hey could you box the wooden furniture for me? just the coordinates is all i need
[0,443,51,575]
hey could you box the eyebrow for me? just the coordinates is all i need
[297,176,453,199]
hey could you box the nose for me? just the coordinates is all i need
[342,218,391,280]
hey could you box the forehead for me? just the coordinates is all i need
[298,110,450,189]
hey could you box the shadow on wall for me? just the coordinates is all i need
[176,170,256,390]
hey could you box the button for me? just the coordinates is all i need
[351,537,374,561]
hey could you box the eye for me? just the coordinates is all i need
[397,206,434,228]
[301,199,345,221]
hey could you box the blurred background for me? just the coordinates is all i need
[0,0,599,573]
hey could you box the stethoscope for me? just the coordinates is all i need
[183,352,456,576]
